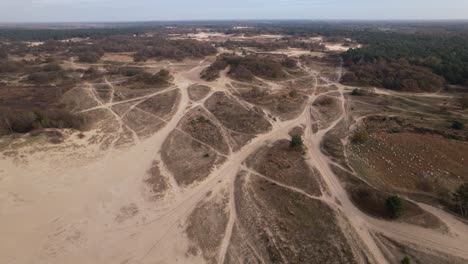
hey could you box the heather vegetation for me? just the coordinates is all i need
[201,54,289,81]
[221,38,325,52]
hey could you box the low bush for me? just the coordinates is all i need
[386,195,404,219]
[351,128,369,144]
[451,120,465,130]
[134,69,171,86]
[78,52,102,63]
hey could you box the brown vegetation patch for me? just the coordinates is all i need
[179,107,229,155]
[102,52,134,62]
[0,85,89,134]
[188,84,211,101]
[161,130,226,186]
[145,161,169,199]
[231,173,357,263]
[313,95,342,128]
[350,132,468,198]
[288,126,304,137]
[138,89,180,120]
[240,88,309,120]
[115,203,139,223]
[376,235,467,264]
[321,120,350,169]
[224,224,264,264]
[204,91,271,135]
[0,85,72,111]
[185,193,228,263]
[246,140,322,196]
[123,108,165,138]
[201,54,288,81]
[349,185,445,229]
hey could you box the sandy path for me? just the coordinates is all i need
[1,58,468,264]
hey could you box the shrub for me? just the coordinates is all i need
[231,65,254,81]
[461,95,468,110]
[135,69,172,86]
[351,88,364,96]
[401,256,410,264]
[42,63,62,72]
[119,67,143,77]
[27,72,50,84]
[452,183,468,217]
[290,134,303,151]
[289,90,298,98]
[386,195,403,219]
[78,52,101,63]
[281,57,297,68]
[83,66,102,79]
[452,120,465,130]
[351,129,369,144]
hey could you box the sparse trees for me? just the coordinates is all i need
[452,183,468,217]
[386,195,404,219]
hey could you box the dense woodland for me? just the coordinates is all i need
[342,33,468,91]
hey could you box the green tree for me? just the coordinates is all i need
[290,134,303,151]
[386,195,404,219]
[453,183,468,217]
[401,256,410,264]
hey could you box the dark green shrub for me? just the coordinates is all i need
[401,256,410,264]
[351,88,364,96]
[290,134,303,151]
[452,120,465,130]
[386,195,403,219]
[289,90,298,98]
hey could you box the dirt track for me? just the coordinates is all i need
[1,57,467,264]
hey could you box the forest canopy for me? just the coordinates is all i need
[342,32,468,90]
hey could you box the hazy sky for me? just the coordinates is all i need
[1,0,468,22]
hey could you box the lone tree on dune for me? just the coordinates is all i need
[453,183,468,217]
[290,134,303,151]
[386,195,403,219]
[401,256,410,264]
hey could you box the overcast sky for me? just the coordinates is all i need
[1,0,468,23]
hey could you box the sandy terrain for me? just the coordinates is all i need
[1,50,467,264]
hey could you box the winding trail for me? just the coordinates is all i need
[1,57,467,264]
